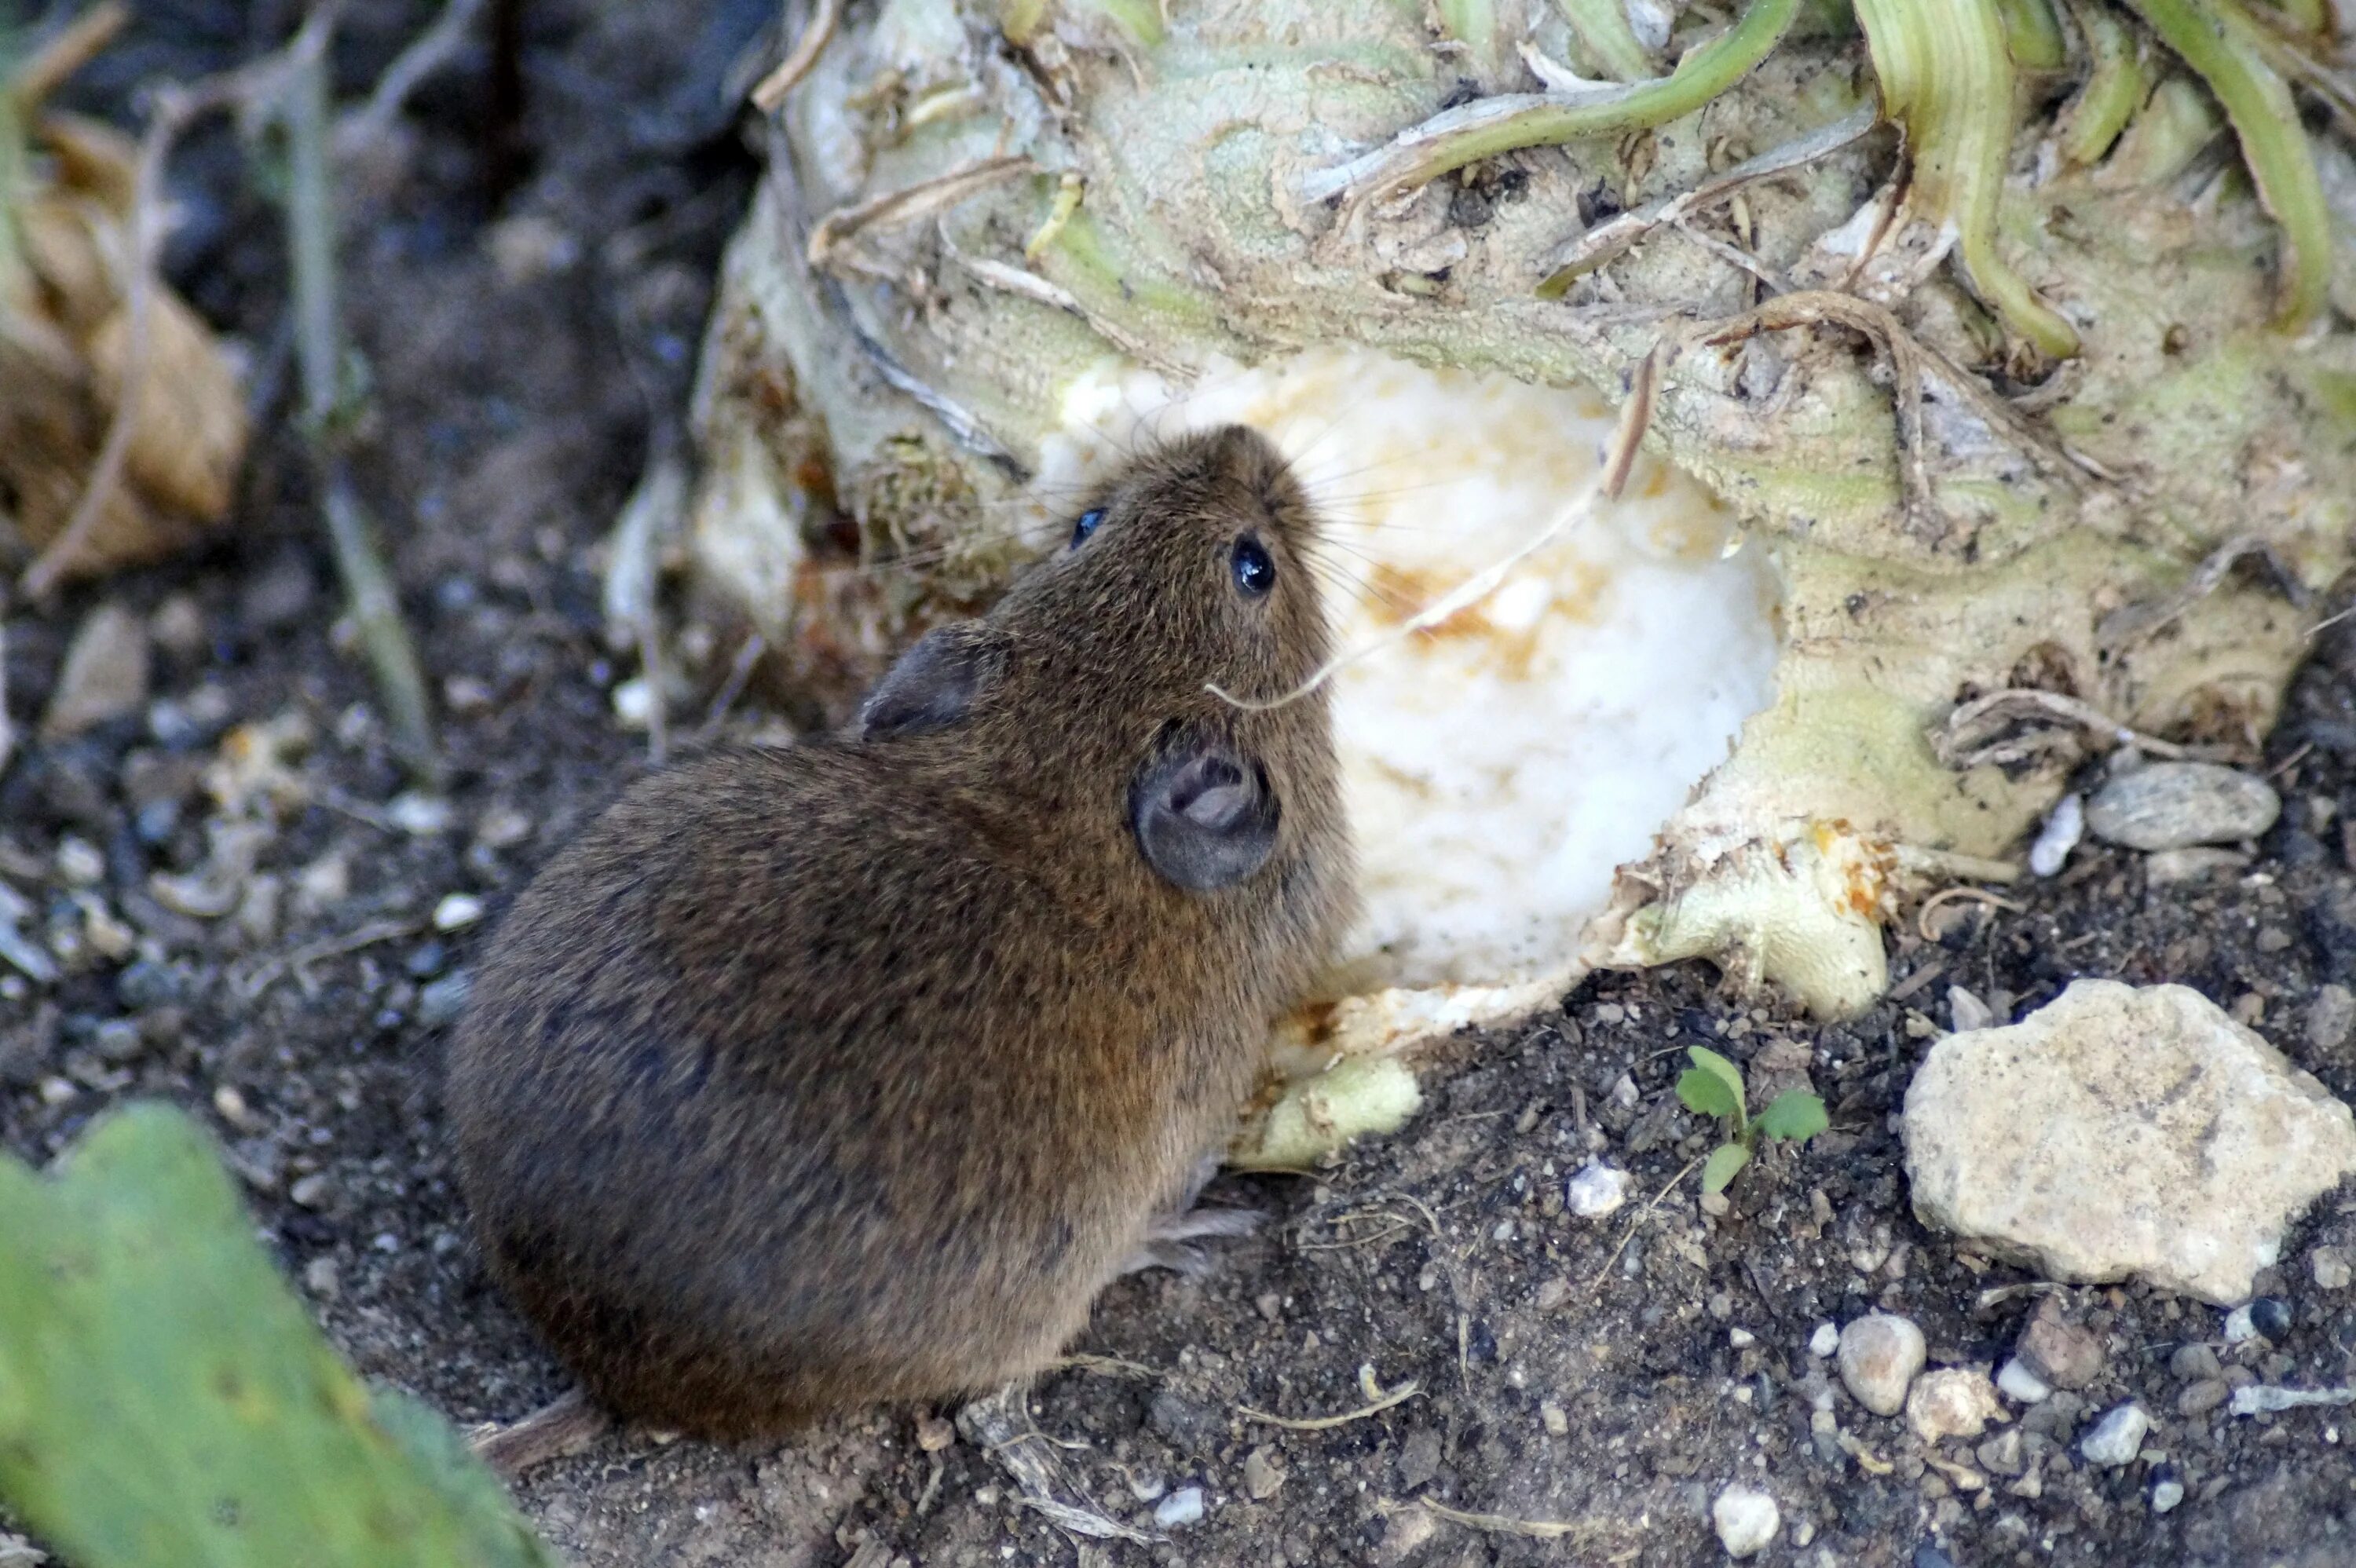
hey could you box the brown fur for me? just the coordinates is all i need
[446,426,1355,1439]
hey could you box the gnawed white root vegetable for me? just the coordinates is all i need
[667,0,2356,1159]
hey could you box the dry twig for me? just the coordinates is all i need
[334,0,489,159]
[1933,688,2233,770]
[751,0,842,113]
[1238,1367,1421,1430]
[1590,1152,1703,1288]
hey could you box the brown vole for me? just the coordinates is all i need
[448,423,1354,1446]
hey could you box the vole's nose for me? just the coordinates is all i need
[1195,422,1289,496]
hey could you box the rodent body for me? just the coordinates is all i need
[447,426,1353,1439]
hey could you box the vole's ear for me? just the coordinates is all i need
[1131,732,1280,891]
[855,621,1000,740]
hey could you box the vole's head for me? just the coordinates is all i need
[856,424,1345,897]
[1027,422,1332,704]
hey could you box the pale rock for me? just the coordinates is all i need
[2310,985,2355,1054]
[1996,1358,2051,1405]
[1902,980,2356,1306]
[1565,1159,1630,1219]
[1809,1322,1840,1358]
[1906,1368,2004,1444]
[2084,762,2279,850]
[2144,847,2249,885]
[1154,1487,1205,1529]
[2080,1402,2149,1467]
[1710,1483,1779,1558]
[2015,1301,2104,1391]
[40,603,150,740]
[2314,1246,2351,1291]
[2028,792,2083,877]
[1837,1314,1926,1416]
[433,893,485,931]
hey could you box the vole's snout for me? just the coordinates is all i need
[1191,422,1307,535]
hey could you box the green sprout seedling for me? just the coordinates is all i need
[1674,1045,1830,1195]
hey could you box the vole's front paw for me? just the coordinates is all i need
[1120,1201,1263,1277]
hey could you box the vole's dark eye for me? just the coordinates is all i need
[1231,533,1275,598]
[1070,508,1106,550]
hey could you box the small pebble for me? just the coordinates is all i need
[2144,847,2249,885]
[2080,1402,2149,1467]
[1838,1314,1927,1416]
[54,837,105,886]
[476,806,534,850]
[2313,1248,2351,1291]
[2028,792,2083,877]
[41,602,151,740]
[1710,1483,1779,1559]
[90,1018,145,1064]
[116,959,185,1011]
[1153,1487,1205,1529]
[1729,1326,1755,1350]
[2223,1303,2259,1343]
[1906,1369,2003,1444]
[1975,1427,2027,1478]
[1242,1447,1285,1500]
[1564,1160,1629,1219]
[433,894,486,931]
[289,1173,331,1209]
[405,942,448,980]
[913,1413,955,1452]
[2084,762,2280,851]
[613,677,657,729]
[1809,1322,1840,1358]
[302,1256,339,1298]
[2175,1379,2229,1416]
[1540,1401,1569,1435]
[2170,1343,2221,1381]
[2310,985,2355,1053]
[2018,1303,2105,1391]
[2152,1471,2185,1515]
[2248,1296,2292,1341]
[388,794,455,836]
[1947,985,1995,1033]
[150,594,208,659]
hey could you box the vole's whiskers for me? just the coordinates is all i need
[1211,472,1611,712]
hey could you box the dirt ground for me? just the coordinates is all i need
[6,4,2356,1566]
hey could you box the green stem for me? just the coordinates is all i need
[2058,0,2149,164]
[284,22,437,774]
[1553,0,1656,81]
[1857,0,2081,359]
[1998,0,2069,68]
[1304,0,1798,203]
[1080,0,1164,49]
[2126,0,2331,328]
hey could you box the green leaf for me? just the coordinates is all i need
[1680,1047,1747,1119]
[1700,1141,1753,1195]
[1674,1067,1739,1120]
[1756,1089,1831,1143]
[0,1101,559,1568]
